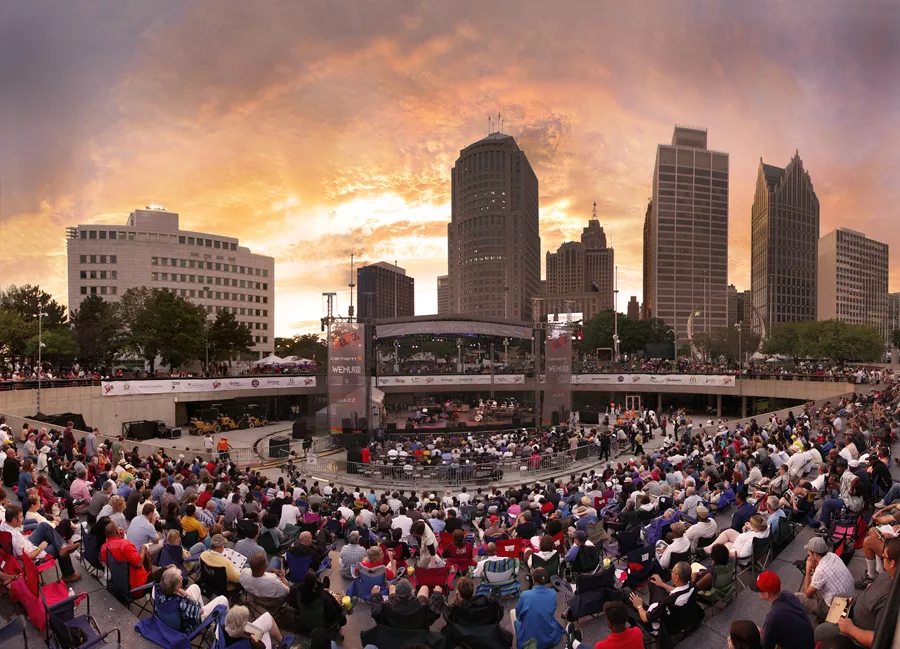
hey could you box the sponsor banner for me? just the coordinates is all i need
[543,322,572,426]
[571,374,736,387]
[328,322,367,433]
[101,376,316,396]
[375,374,526,387]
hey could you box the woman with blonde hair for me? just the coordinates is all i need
[98,495,128,531]
[705,514,769,560]
[223,604,284,649]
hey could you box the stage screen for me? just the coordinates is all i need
[327,321,367,433]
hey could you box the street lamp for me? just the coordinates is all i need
[667,328,676,368]
[203,286,210,372]
[734,323,743,370]
[34,307,48,415]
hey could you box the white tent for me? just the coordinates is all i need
[252,353,285,366]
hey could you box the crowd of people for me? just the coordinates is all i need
[0,372,896,649]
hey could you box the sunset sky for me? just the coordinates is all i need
[2,1,898,335]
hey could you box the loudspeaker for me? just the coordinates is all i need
[580,411,600,425]
[551,411,560,426]
[341,418,352,430]
[291,420,308,440]
[386,422,397,431]
[356,418,367,431]
[457,422,467,429]
[512,417,521,427]
[342,427,352,435]
[268,436,290,459]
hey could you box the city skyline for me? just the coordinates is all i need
[2,1,898,335]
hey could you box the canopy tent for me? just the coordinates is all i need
[252,354,285,366]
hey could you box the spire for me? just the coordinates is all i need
[592,201,597,221]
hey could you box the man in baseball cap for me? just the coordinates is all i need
[756,570,814,649]
[198,533,241,590]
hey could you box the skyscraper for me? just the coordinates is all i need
[447,131,540,321]
[647,126,729,342]
[641,200,653,320]
[627,296,640,321]
[818,228,889,341]
[751,153,820,332]
[436,275,450,315]
[66,207,275,359]
[356,262,414,319]
[540,205,614,322]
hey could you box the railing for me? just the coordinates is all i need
[295,442,602,488]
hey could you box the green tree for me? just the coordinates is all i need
[274,333,327,361]
[762,322,804,361]
[70,296,125,372]
[0,285,67,328]
[119,288,206,371]
[892,329,900,350]
[581,310,673,356]
[0,309,33,363]
[764,320,883,364]
[208,311,254,367]
[25,328,78,367]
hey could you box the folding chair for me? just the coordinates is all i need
[155,543,202,583]
[0,616,26,647]
[623,545,658,589]
[181,530,200,549]
[285,552,329,583]
[736,536,771,589]
[697,559,737,616]
[438,532,455,555]
[197,559,243,606]
[78,525,105,583]
[525,552,561,588]
[443,543,475,574]
[495,538,524,559]
[346,563,401,601]
[44,592,123,649]
[136,588,224,649]
[11,551,69,631]
[413,565,454,592]
[0,530,58,584]
[106,553,154,617]
[475,557,521,598]
[612,527,642,561]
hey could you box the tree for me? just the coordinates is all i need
[274,333,327,361]
[70,296,125,372]
[581,310,673,356]
[764,320,883,364]
[0,309,32,364]
[0,285,67,328]
[25,328,77,367]
[208,311,254,367]
[119,287,206,371]
[892,329,900,350]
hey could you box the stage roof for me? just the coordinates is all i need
[373,315,533,340]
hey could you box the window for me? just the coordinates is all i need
[99,271,107,279]
[151,257,158,265]
[79,255,86,264]
[90,287,98,294]
[89,271,97,279]
[161,273,168,280]
[214,240,220,249]
[262,296,268,304]
[262,283,268,290]
[263,310,268,317]
[190,290,196,297]
[179,236,186,244]
[79,271,87,279]
[100,286,108,295]
[180,259,186,267]
[111,271,117,279]
[110,256,117,264]
[263,336,268,344]
[127,232,135,241]
[240,308,246,315]
[118,232,126,240]
[100,255,107,263]
[187,237,195,245]
[88,230,97,239]
[189,260,195,268]
[80,231,87,239]
[89,255,97,263]
[80,287,87,294]
[255,309,261,317]
[99,230,107,239]
[230,243,236,251]
[151,272,158,280]
[215,263,221,271]
[111,287,117,295]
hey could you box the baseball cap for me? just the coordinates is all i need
[805,537,828,555]
[574,530,587,542]
[533,568,550,585]
[756,570,781,594]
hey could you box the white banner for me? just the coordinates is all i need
[101,376,317,396]
[376,374,525,387]
[572,374,736,387]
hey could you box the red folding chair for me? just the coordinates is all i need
[593,496,607,511]
[412,565,454,592]
[10,551,69,630]
[551,531,567,554]
[444,542,476,573]
[0,531,57,584]
[495,538,523,558]
[439,532,455,555]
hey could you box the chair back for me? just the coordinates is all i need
[495,538,522,558]
[285,553,313,583]
[530,552,560,577]
[439,532,455,552]
[154,591,184,632]
[181,530,199,548]
[45,597,82,649]
[696,534,716,551]
[0,532,13,557]
[483,557,516,583]
[107,553,133,601]
[459,506,475,523]
[713,561,736,590]
[80,525,104,571]
[198,559,229,596]
[21,551,41,597]
[414,565,451,589]
[157,543,188,577]
[357,564,388,592]
[668,550,691,566]
[616,528,642,556]
[551,531,566,553]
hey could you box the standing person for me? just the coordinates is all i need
[204,433,214,456]
[217,436,232,460]
[61,422,77,461]
[85,428,99,460]
[110,436,125,465]
[755,571,815,649]
[514,568,565,649]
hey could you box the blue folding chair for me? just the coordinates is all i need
[0,615,26,647]
[210,613,293,649]
[285,552,329,582]
[155,543,202,583]
[44,592,122,649]
[136,587,224,649]
[78,524,105,583]
[106,553,154,617]
[346,563,401,601]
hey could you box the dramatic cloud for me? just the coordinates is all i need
[2,0,898,333]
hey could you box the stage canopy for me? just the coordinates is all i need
[375,319,532,340]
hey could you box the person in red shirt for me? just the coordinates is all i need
[197,485,214,510]
[360,546,396,580]
[568,601,644,649]
[361,447,371,464]
[100,521,152,590]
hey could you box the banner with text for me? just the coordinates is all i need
[375,374,525,387]
[328,322,367,434]
[101,376,317,396]
[542,323,572,426]
[571,374,736,387]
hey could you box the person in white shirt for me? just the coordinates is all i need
[278,501,300,530]
[393,508,413,538]
[240,554,290,604]
[705,514,769,560]
[473,542,511,578]
[787,447,812,481]
[457,488,472,505]
[684,506,719,551]
[810,464,828,492]
[657,523,691,570]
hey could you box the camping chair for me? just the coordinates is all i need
[697,559,737,616]
[442,543,475,574]
[346,563,402,601]
[181,530,200,549]
[0,616,26,647]
[695,533,717,558]
[258,531,290,557]
[771,517,794,555]
[136,588,224,649]
[438,532,455,554]
[197,559,243,606]
[78,525,105,582]
[736,536,771,589]
[495,538,524,558]
[585,522,609,548]
[413,565,454,592]
[551,530,568,554]
[554,567,624,622]
[566,543,601,580]
[475,557,521,598]
[0,530,58,583]
[44,592,122,649]
[459,505,476,526]
[525,552,561,587]
[612,527,642,562]
[11,551,69,631]
[285,553,329,583]
[623,545,658,589]
[106,553,154,617]
[155,543,202,583]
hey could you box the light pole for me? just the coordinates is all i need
[667,328,676,368]
[34,307,48,414]
[613,266,620,362]
[203,286,210,372]
[735,323,743,370]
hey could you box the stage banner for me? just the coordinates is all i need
[101,375,316,396]
[571,374,736,387]
[328,321,367,434]
[375,374,525,387]
[542,322,572,426]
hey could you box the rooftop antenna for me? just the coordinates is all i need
[488,115,492,135]
[497,111,501,133]
[592,200,597,221]
[348,253,356,318]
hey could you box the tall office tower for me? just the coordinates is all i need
[447,131,540,321]
[436,275,450,315]
[641,200,653,320]
[889,293,900,344]
[356,262,414,319]
[66,207,275,359]
[541,206,615,322]
[648,126,729,342]
[818,228,889,341]
[627,296,640,321]
[751,153,820,332]
[742,289,753,327]
[727,284,747,327]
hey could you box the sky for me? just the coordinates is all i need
[2,0,899,336]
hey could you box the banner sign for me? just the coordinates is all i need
[542,322,572,426]
[572,374,736,387]
[101,376,316,396]
[328,322,367,434]
[376,374,525,387]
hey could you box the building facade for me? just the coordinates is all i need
[818,228,889,341]
[889,293,900,345]
[534,293,612,324]
[66,208,274,358]
[627,296,640,321]
[647,126,729,342]
[641,200,653,320]
[447,131,540,321]
[436,275,450,315]
[356,262,414,319]
[727,284,750,328]
[751,153,820,332]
